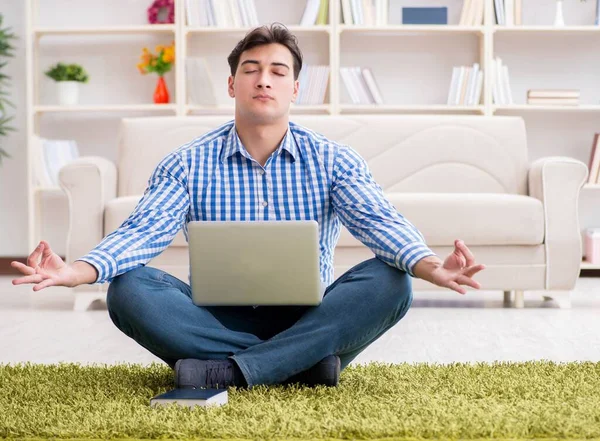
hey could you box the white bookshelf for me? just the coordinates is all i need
[25,0,600,260]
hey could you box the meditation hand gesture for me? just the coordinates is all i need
[11,241,81,291]
[429,240,485,295]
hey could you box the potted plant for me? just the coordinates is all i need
[137,42,175,104]
[44,63,89,106]
[0,13,17,164]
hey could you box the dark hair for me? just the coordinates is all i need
[227,23,303,80]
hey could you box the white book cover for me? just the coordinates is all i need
[307,66,317,104]
[300,0,321,26]
[362,68,383,104]
[447,66,459,105]
[467,63,480,105]
[476,0,485,25]
[355,0,365,25]
[494,0,505,25]
[247,0,259,25]
[320,66,330,104]
[197,0,210,27]
[185,0,194,26]
[206,0,216,26]
[341,0,353,24]
[227,0,241,27]
[313,66,324,105]
[490,59,499,104]
[502,64,513,104]
[296,65,308,104]
[459,0,471,25]
[495,57,506,104]
[454,67,465,105]
[32,136,52,187]
[237,0,249,27]
[363,0,375,26]
[505,0,514,26]
[473,70,483,105]
[340,68,360,104]
[351,67,371,104]
[187,58,217,106]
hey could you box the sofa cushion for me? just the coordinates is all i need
[104,196,188,247]
[337,193,545,247]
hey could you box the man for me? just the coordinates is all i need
[12,24,485,390]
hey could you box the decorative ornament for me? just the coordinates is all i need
[147,0,175,25]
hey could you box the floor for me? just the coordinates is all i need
[1,275,599,367]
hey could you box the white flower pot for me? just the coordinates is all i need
[57,81,80,106]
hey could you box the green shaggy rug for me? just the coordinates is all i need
[1,361,599,440]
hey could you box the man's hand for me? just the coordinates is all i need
[11,241,96,291]
[412,239,485,295]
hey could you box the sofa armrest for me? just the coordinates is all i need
[58,156,117,263]
[528,156,587,290]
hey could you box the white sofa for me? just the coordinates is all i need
[59,115,587,311]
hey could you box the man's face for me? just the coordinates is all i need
[228,43,299,123]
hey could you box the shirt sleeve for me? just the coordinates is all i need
[330,144,437,277]
[76,151,190,284]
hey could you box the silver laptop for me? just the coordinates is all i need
[188,220,324,306]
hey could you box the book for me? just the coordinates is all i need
[150,388,228,408]
[526,98,579,105]
[527,89,580,99]
[588,133,600,184]
[402,7,448,25]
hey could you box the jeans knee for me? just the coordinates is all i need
[106,266,162,315]
[370,258,413,314]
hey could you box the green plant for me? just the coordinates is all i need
[44,63,89,83]
[0,13,17,164]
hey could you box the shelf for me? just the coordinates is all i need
[340,104,485,114]
[583,184,600,190]
[186,104,331,114]
[185,25,332,35]
[339,25,484,35]
[494,25,600,35]
[581,259,600,270]
[34,104,178,114]
[34,24,176,36]
[493,105,600,113]
[33,186,62,194]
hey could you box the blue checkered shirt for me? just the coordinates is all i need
[78,120,435,286]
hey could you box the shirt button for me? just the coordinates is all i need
[258,169,265,175]
[262,201,268,207]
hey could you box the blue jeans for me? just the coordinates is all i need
[106,257,413,387]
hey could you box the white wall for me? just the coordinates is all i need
[1,0,600,258]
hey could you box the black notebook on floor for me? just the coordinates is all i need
[150,388,228,408]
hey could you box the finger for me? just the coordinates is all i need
[456,275,481,290]
[456,240,475,266]
[447,280,467,295]
[463,264,486,278]
[40,240,54,259]
[33,278,57,292]
[27,242,44,269]
[12,274,45,286]
[10,261,35,276]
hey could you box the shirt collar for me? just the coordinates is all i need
[221,122,298,163]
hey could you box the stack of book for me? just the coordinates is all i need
[339,67,383,105]
[458,0,485,26]
[526,89,580,106]
[340,0,388,25]
[587,133,600,184]
[491,57,514,105]
[185,0,259,27]
[447,63,483,106]
[494,0,523,26]
[300,0,329,25]
[295,65,330,105]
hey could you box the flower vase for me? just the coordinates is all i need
[554,0,565,27]
[154,75,170,104]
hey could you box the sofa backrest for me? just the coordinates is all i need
[117,114,529,197]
